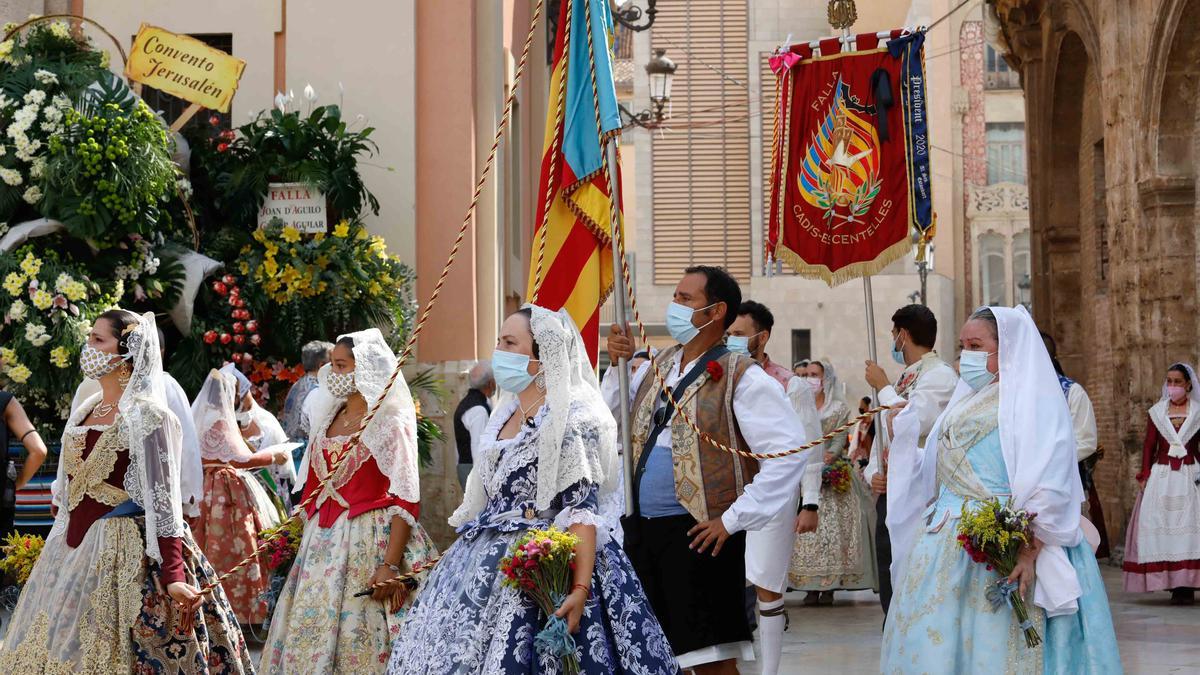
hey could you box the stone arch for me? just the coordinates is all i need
[1039,31,1089,380]
[1141,0,1200,177]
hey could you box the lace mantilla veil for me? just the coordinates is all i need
[192,368,257,463]
[296,328,419,503]
[451,305,618,526]
[52,311,185,563]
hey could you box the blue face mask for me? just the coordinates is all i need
[666,301,716,345]
[891,333,906,365]
[492,349,539,394]
[959,350,997,390]
[726,331,762,357]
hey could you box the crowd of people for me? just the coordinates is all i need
[0,263,1195,673]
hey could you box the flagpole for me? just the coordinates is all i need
[603,140,636,516]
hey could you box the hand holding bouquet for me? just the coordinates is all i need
[957,498,1041,648]
[498,527,581,674]
[258,518,303,578]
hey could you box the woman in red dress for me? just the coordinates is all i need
[0,309,252,672]
[261,328,437,673]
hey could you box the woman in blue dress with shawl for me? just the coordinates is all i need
[387,305,678,674]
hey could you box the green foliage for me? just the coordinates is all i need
[42,80,178,243]
[191,105,381,229]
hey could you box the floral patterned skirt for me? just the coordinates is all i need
[0,516,253,674]
[190,465,283,624]
[788,473,879,592]
[386,524,680,675]
[259,507,438,674]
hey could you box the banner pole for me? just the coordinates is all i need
[604,140,636,517]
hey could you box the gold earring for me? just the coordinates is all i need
[118,364,132,387]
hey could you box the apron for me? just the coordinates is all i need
[1137,403,1200,562]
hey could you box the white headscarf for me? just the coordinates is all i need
[193,368,256,463]
[1148,362,1200,457]
[812,357,843,415]
[54,311,185,563]
[888,305,1086,616]
[450,305,618,525]
[297,328,419,503]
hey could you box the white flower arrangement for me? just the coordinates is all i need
[21,185,41,204]
[33,69,57,85]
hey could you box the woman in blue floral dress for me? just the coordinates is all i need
[388,305,678,674]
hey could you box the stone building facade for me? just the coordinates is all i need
[993,0,1200,546]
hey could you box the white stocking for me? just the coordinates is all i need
[758,597,787,675]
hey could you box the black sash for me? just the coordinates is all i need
[630,345,729,515]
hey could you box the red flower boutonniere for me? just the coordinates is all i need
[706,361,724,382]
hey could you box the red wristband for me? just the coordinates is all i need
[571,583,591,599]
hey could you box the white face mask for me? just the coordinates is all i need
[235,410,252,426]
[806,376,822,393]
[79,343,125,380]
[325,370,356,398]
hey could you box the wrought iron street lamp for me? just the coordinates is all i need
[612,0,659,32]
[621,48,677,129]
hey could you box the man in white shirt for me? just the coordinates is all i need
[606,266,815,674]
[726,300,821,675]
[453,362,494,489]
[1040,330,1108,557]
[863,304,957,618]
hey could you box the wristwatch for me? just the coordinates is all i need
[800,504,819,512]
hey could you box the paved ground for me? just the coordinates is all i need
[741,565,1200,674]
[4,563,1197,673]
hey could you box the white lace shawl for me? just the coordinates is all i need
[50,312,185,563]
[295,328,419,503]
[192,369,257,464]
[450,305,617,524]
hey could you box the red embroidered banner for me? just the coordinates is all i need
[768,31,930,286]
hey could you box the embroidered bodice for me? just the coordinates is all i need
[301,431,415,528]
[457,402,602,539]
[63,423,128,511]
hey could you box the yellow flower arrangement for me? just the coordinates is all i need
[282,226,302,243]
[6,363,32,383]
[3,271,24,296]
[0,532,45,585]
[0,347,16,364]
[19,252,42,278]
[30,288,52,310]
[332,221,350,238]
[49,346,70,368]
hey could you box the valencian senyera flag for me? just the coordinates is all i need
[526,0,622,365]
[767,30,932,286]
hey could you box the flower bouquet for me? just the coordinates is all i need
[0,531,45,586]
[957,498,1041,648]
[498,527,581,674]
[821,457,853,493]
[258,517,304,580]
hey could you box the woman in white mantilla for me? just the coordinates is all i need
[189,366,291,625]
[789,358,878,604]
[882,306,1120,673]
[387,305,678,674]
[1122,362,1200,604]
[0,309,252,673]
[261,328,437,673]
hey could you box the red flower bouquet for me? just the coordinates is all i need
[498,527,581,674]
[821,457,853,493]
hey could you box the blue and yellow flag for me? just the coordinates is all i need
[527,0,622,365]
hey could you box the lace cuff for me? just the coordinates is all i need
[553,507,611,548]
[386,504,418,529]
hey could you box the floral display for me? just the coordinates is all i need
[0,531,45,586]
[821,457,853,493]
[956,498,1041,648]
[0,243,118,424]
[259,517,304,579]
[497,527,582,674]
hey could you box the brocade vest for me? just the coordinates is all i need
[630,345,759,522]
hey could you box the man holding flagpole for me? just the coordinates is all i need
[606,266,816,674]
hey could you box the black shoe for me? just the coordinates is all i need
[1170,589,1195,606]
